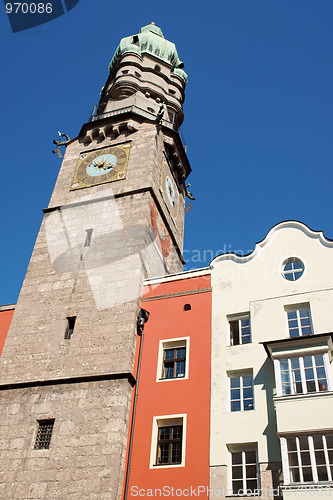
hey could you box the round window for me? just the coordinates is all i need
[282,257,305,281]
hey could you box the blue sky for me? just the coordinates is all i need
[1,0,333,304]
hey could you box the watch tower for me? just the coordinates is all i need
[0,23,190,499]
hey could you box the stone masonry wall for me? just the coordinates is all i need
[0,379,132,499]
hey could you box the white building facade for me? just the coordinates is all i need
[210,221,333,500]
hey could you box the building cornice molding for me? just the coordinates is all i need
[210,220,333,268]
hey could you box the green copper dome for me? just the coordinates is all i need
[109,23,188,84]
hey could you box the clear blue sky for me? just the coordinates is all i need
[1,0,333,305]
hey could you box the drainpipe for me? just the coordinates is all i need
[123,308,150,500]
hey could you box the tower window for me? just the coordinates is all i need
[184,304,191,311]
[168,89,176,95]
[65,316,76,340]
[134,72,141,79]
[155,64,161,72]
[84,228,93,247]
[122,70,129,75]
[34,419,55,450]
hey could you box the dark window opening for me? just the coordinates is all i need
[184,304,191,311]
[168,89,176,95]
[132,35,139,43]
[84,228,93,247]
[122,69,129,75]
[134,72,141,79]
[34,419,55,450]
[156,425,182,465]
[229,317,251,345]
[65,316,76,340]
[155,64,161,72]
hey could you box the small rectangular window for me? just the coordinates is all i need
[157,338,189,382]
[163,347,186,379]
[229,315,251,345]
[286,305,312,337]
[65,316,76,340]
[84,228,93,247]
[34,419,55,450]
[229,373,254,411]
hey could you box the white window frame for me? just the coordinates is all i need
[229,371,255,412]
[149,414,187,469]
[228,313,252,346]
[228,444,260,496]
[281,434,333,485]
[285,304,313,337]
[156,337,190,382]
[274,352,331,397]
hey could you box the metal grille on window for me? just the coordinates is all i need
[34,419,55,450]
[163,347,186,379]
[157,425,182,465]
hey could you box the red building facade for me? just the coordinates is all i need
[124,270,212,499]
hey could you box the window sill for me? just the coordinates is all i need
[275,390,333,402]
[281,482,333,490]
[151,463,185,469]
[157,376,187,383]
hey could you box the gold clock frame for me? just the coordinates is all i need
[70,142,131,190]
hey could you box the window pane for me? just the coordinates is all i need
[246,479,258,492]
[232,480,243,495]
[288,311,297,320]
[171,442,181,463]
[244,399,254,411]
[246,465,257,478]
[300,451,311,466]
[290,467,300,482]
[231,389,241,400]
[299,309,310,318]
[245,451,256,464]
[243,376,253,387]
[231,378,240,389]
[317,467,328,481]
[288,452,299,467]
[230,321,240,345]
[232,465,243,479]
[231,400,241,412]
[175,360,185,377]
[232,452,242,465]
[164,349,174,360]
[159,428,170,440]
[326,435,333,449]
[243,387,253,399]
[158,443,169,463]
[315,451,326,465]
[176,348,186,359]
[301,327,312,336]
[302,467,313,482]
[172,426,182,439]
[287,438,297,452]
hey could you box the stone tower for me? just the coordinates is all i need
[0,23,190,499]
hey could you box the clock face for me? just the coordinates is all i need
[160,154,179,219]
[71,143,131,190]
